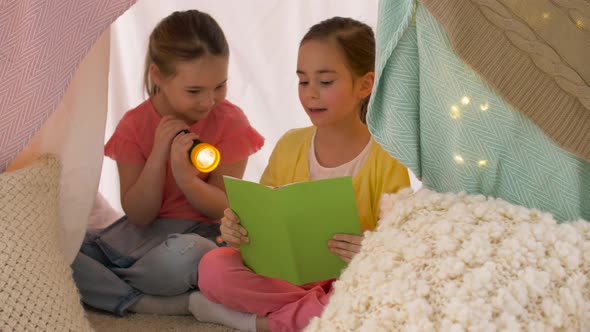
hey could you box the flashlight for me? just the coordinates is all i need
[189,139,221,173]
[177,130,221,173]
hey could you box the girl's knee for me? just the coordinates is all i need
[163,233,217,263]
[127,234,218,295]
[145,234,216,278]
[198,247,241,290]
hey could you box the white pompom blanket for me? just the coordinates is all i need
[306,189,590,331]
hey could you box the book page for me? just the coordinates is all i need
[280,177,362,284]
[223,177,297,280]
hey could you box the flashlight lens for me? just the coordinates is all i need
[197,148,216,168]
[189,142,221,173]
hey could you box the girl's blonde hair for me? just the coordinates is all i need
[143,10,229,96]
[301,17,375,123]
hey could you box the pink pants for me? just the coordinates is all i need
[198,247,334,332]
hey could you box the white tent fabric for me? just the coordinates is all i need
[100,0,397,211]
[7,32,112,264]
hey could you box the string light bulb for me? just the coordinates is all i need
[454,154,465,165]
[542,12,550,19]
[450,105,461,119]
[576,19,584,29]
[478,160,488,167]
[480,103,490,111]
[461,96,471,105]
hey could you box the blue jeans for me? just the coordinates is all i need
[71,217,221,316]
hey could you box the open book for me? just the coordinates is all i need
[223,176,362,285]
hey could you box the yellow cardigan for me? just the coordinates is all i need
[260,127,410,231]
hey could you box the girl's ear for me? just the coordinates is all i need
[149,63,163,87]
[357,72,375,99]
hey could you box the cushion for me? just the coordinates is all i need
[306,189,590,331]
[0,155,93,331]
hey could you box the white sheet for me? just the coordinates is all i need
[100,0,385,211]
[8,31,111,264]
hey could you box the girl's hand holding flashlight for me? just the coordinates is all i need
[170,130,206,183]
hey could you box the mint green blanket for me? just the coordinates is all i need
[368,1,589,222]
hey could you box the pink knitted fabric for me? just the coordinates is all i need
[0,0,137,171]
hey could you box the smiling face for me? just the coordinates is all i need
[151,55,228,124]
[296,39,366,128]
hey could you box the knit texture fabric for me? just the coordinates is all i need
[306,189,590,331]
[0,155,93,331]
[421,0,590,161]
[367,0,590,222]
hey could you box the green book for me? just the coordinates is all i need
[223,176,362,285]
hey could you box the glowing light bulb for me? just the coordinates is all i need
[478,160,488,167]
[450,105,461,119]
[454,155,465,164]
[461,96,471,105]
[480,103,490,111]
[542,12,550,19]
[196,148,217,168]
[189,140,221,173]
[576,19,584,29]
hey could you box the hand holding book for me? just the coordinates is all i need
[328,233,363,264]
[220,208,249,249]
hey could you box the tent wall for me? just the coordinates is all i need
[7,31,112,264]
[100,0,398,211]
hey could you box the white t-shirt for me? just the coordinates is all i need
[308,129,372,180]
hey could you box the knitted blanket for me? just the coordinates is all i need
[367,0,590,222]
[0,0,136,171]
[421,0,590,161]
[306,189,590,331]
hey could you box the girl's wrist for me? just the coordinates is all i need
[175,170,204,192]
[144,152,167,173]
[149,147,169,165]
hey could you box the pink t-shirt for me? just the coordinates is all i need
[104,99,264,223]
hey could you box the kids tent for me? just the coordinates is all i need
[1,0,589,331]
